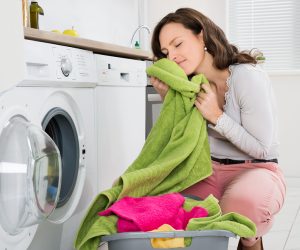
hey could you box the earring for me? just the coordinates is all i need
[204,46,207,51]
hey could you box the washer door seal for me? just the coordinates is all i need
[42,107,79,208]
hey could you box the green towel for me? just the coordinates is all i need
[182,195,256,246]
[184,195,256,236]
[74,58,213,250]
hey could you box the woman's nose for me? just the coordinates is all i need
[167,50,177,61]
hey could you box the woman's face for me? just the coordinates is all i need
[159,22,205,75]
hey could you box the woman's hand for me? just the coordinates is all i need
[195,83,223,125]
[150,77,169,100]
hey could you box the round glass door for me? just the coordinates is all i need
[0,116,61,235]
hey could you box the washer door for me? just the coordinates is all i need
[0,116,62,248]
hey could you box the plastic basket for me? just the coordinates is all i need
[101,230,236,250]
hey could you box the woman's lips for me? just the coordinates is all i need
[177,60,186,66]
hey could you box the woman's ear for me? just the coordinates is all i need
[197,30,204,43]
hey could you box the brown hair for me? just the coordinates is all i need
[151,8,257,69]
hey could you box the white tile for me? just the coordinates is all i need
[98,242,108,250]
[286,188,300,199]
[284,177,300,189]
[228,247,236,250]
[285,236,300,250]
[228,244,238,250]
[272,217,294,232]
[271,203,300,232]
[264,230,290,250]
[285,206,300,250]
[228,237,239,250]
[290,208,300,237]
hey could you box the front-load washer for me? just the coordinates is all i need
[0,40,97,250]
[94,54,147,192]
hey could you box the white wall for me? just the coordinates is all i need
[146,0,300,178]
[0,0,25,93]
[271,75,300,177]
[147,0,226,37]
[37,0,140,47]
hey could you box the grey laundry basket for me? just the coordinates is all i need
[102,230,236,250]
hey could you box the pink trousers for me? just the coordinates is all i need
[181,161,286,247]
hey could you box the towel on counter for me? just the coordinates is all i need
[74,58,213,250]
[98,193,208,232]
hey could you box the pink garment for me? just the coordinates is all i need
[98,193,208,232]
[181,161,286,247]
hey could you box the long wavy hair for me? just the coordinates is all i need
[151,8,258,69]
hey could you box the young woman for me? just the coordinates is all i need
[150,8,286,250]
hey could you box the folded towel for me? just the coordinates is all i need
[98,193,208,232]
[74,58,212,250]
[150,224,185,248]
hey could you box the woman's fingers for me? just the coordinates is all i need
[194,99,202,110]
[160,82,169,91]
[150,77,169,99]
[151,77,168,90]
[201,83,213,93]
[195,83,223,125]
[151,77,167,89]
[150,77,160,88]
[197,91,207,102]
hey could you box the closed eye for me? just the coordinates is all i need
[175,42,182,48]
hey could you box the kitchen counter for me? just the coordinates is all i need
[24,27,153,60]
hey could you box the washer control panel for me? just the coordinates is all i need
[20,40,97,87]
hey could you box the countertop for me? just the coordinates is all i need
[24,27,153,60]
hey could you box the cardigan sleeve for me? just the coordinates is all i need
[211,66,274,159]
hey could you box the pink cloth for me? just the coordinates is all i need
[98,193,208,232]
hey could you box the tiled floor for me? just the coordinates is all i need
[228,177,300,250]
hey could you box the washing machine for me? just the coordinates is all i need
[94,54,147,192]
[0,40,98,250]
